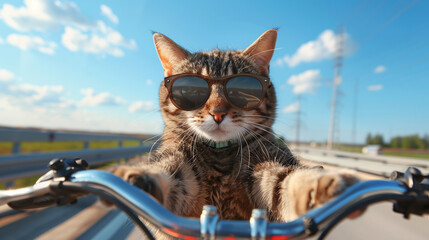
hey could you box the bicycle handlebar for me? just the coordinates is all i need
[0,181,51,206]
[2,166,428,240]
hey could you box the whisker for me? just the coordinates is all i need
[234,129,246,181]
[245,123,293,157]
[242,126,270,161]
[240,128,252,168]
[240,115,276,120]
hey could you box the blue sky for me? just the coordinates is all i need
[0,0,428,144]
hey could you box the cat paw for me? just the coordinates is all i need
[103,165,169,205]
[285,169,360,220]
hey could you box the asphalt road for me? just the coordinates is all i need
[326,202,429,240]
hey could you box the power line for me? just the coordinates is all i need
[342,0,370,26]
[360,0,420,45]
[347,0,423,80]
[354,0,389,34]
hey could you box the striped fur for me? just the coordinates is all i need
[112,30,359,224]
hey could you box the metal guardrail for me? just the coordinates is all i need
[0,127,154,183]
[293,146,429,178]
[0,127,148,153]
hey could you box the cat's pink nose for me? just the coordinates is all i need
[210,111,226,124]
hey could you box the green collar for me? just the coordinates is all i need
[203,139,238,149]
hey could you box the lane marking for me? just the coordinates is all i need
[36,202,110,240]
[92,211,129,240]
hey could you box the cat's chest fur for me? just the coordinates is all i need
[178,145,255,220]
[200,172,253,220]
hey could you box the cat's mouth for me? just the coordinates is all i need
[198,127,245,144]
[192,115,248,144]
[196,116,244,141]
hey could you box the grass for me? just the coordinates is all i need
[382,152,429,160]
[0,175,41,189]
[21,141,84,153]
[0,142,12,155]
[334,144,429,160]
[0,140,142,155]
[334,145,362,153]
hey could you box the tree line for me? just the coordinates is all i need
[366,134,429,149]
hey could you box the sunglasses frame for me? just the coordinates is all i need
[164,73,271,111]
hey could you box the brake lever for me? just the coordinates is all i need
[7,158,90,210]
[391,167,429,219]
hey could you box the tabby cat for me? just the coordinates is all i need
[112,29,358,223]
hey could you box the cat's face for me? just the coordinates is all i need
[154,30,277,143]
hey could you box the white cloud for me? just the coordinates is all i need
[7,33,56,54]
[146,79,153,85]
[0,0,95,32]
[0,0,137,57]
[368,84,383,91]
[276,29,355,67]
[287,69,322,94]
[374,65,386,74]
[0,69,162,134]
[78,88,126,107]
[0,70,75,112]
[129,101,155,113]
[0,69,15,83]
[8,83,66,104]
[0,106,163,135]
[0,69,15,95]
[62,26,121,56]
[0,80,132,115]
[283,102,300,113]
[100,5,118,24]
[62,25,136,57]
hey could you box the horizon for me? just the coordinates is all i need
[1,0,428,144]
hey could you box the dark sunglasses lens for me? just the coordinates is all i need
[226,76,263,109]
[171,77,209,110]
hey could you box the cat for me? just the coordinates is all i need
[111,29,359,223]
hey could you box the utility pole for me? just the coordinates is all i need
[327,27,345,150]
[295,95,301,146]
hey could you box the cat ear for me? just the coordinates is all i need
[153,33,190,76]
[243,29,277,74]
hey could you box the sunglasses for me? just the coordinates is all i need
[164,73,271,110]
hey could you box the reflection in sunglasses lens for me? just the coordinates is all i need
[171,76,209,110]
[226,77,263,109]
